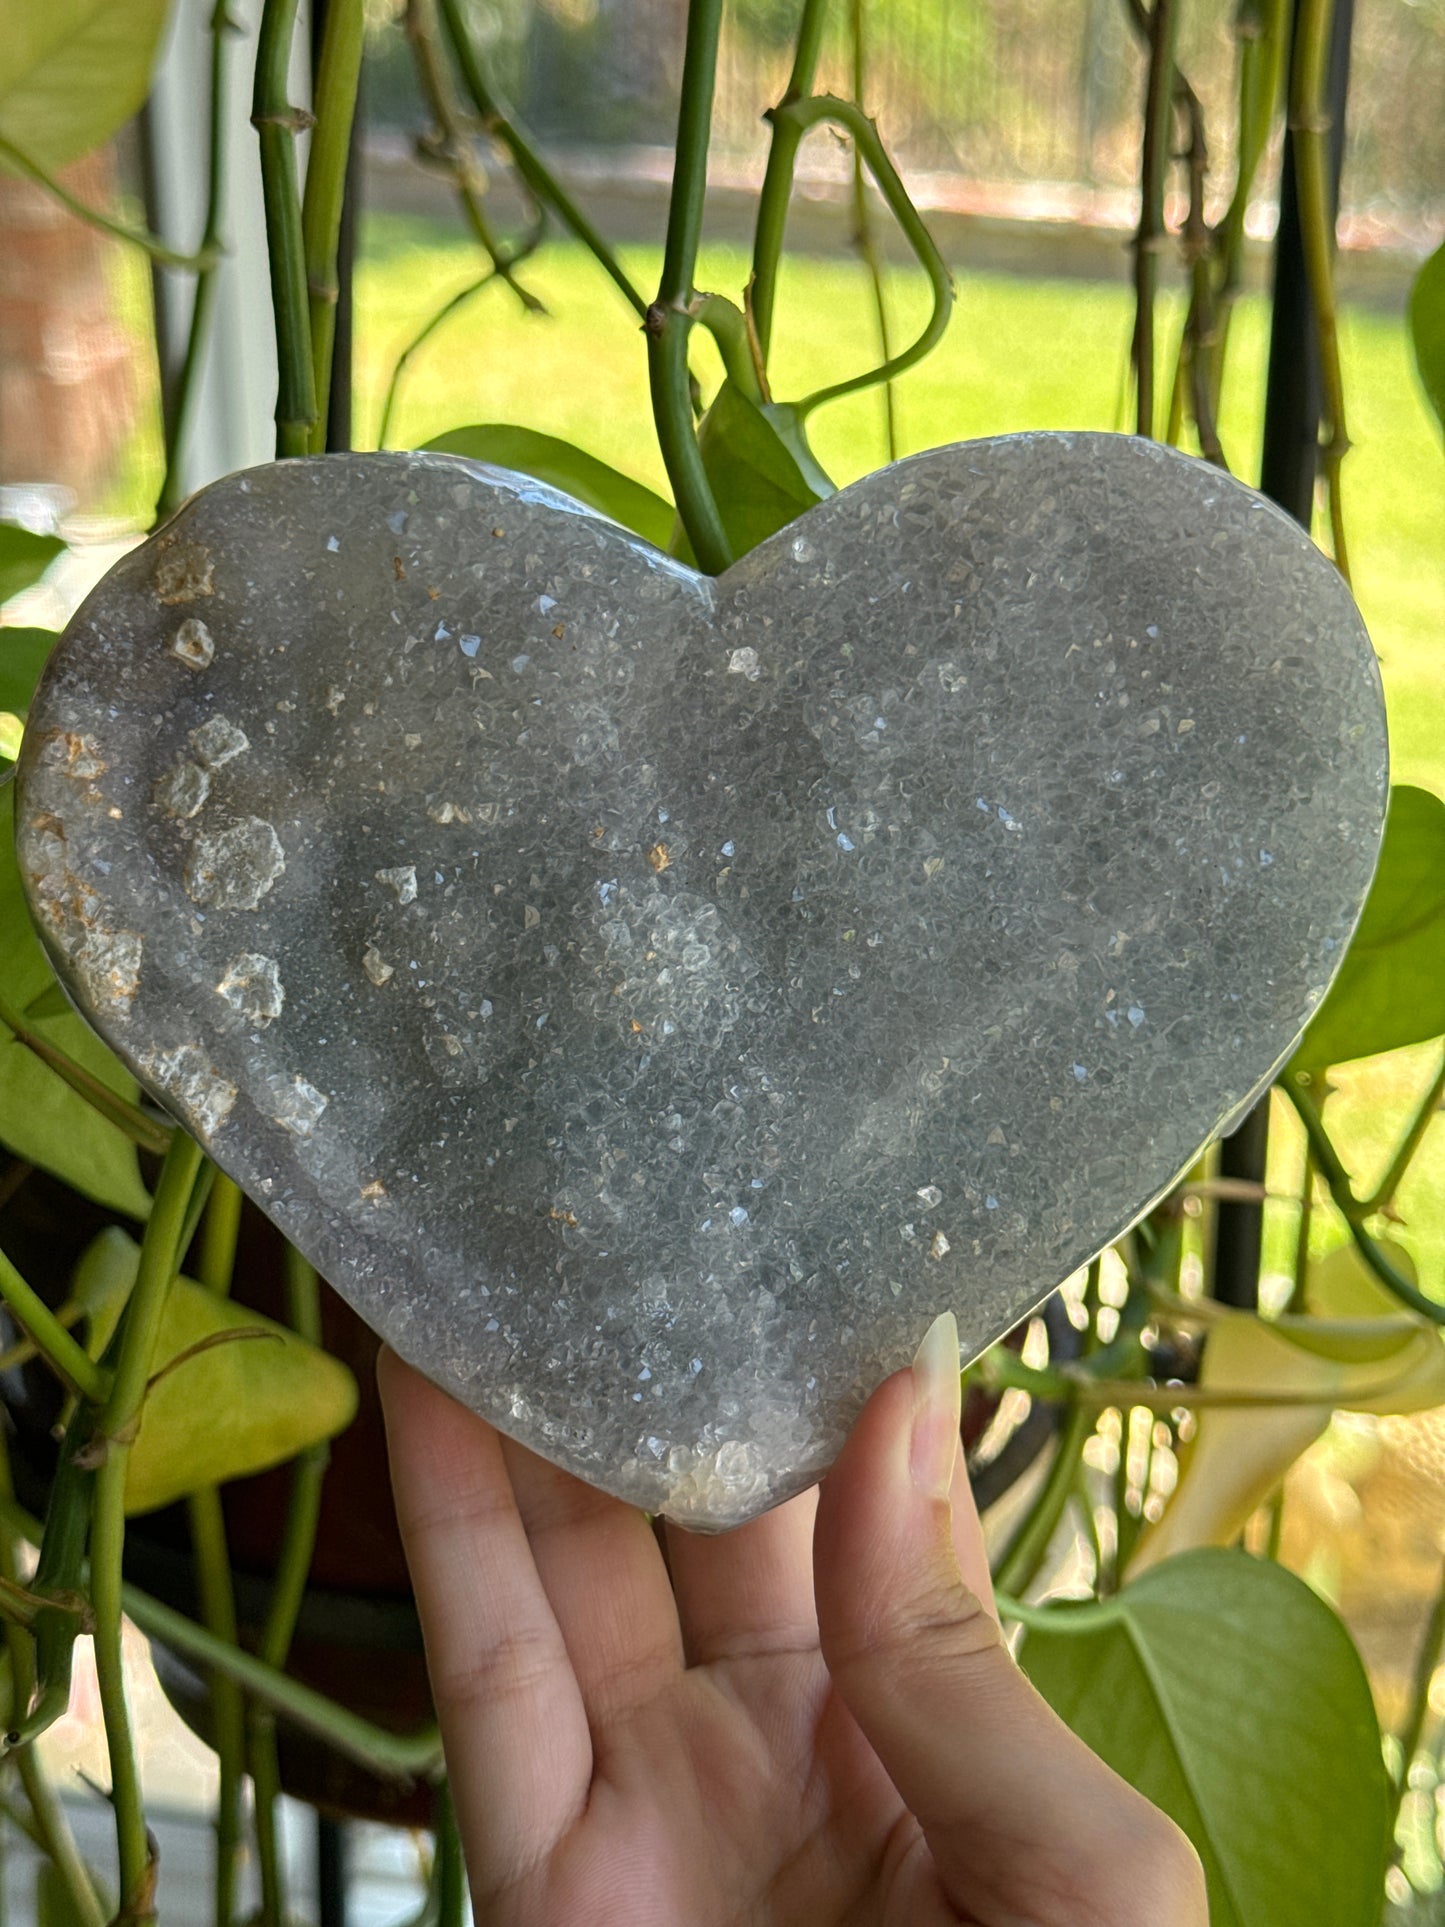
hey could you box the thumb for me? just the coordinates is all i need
[814,1313,1206,1927]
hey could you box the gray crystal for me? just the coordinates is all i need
[16,436,1387,1528]
[216,952,285,1027]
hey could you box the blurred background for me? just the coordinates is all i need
[2,0,1444,1916]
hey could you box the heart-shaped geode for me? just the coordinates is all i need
[16,434,1386,1527]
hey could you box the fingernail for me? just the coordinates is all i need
[909,1310,961,1500]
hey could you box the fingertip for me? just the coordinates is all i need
[814,1366,950,1647]
[814,1366,911,1554]
[814,1346,997,1626]
[378,1350,503,1519]
[949,1434,998,1621]
[375,1341,404,1402]
[828,1365,916,1492]
[375,1343,431,1413]
[377,1347,448,1450]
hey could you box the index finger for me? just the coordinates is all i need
[378,1351,592,1894]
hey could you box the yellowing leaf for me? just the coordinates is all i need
[1304,1236,1422,1321]
[0,0,173,173]
[77,1230,358,1514]
[1130,1246,1445,1575]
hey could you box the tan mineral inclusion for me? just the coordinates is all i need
[16,436,1386,1527]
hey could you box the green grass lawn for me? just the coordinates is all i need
[356,210,1445,1295]
[356,211,1445,802]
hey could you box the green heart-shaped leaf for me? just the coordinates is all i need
[1292,784,1445,1071]
[0,626,58,716]
[1019,1548,1389,1927]
[679,382,834,563]
[0,528,62,605]
[1409,239,1445,438]
[422,425,676,550]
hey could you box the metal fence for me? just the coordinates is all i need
[367,0,1445,234]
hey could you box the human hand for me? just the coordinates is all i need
[379,1316,1207,1926]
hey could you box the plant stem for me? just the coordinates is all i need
[1390,1558,1445,1840]
[90,1132,203,1918]
[1287,1143,1314,1314]
[405,0,543,315]
[998,1590,1122,1633]
[0,1247,109,1405]
[0,1447,104,1927]
[14,1751,105,1921]
[178,1157,217,1267]
[250,1724,286,1927]
[435,0,646,316]
[264,1253,326,1670]
[12,1397,99,1748]
[1179,84,1225,465]
[993,1346,1433,1413]
[0,1492,444,1784]
[432,1780,468,1926]
[126,1576,442,1781]
[658,1,722,317]
[1208,0,1290,413]
[197,1175,243,1298]
[0,1787,47,1853]
[1132,0,1180,439]
[377,270,500,449]
[772,97,952,418]
[1361,1047,1445,1218]
[302,0,365,454]
[248,1247,329,1927]
[0,996,171,1157]
[1290,0,1351,578]
[647,0,732,576]
[253,0,319,458]
[750,0,832,365]
[128,1601,437,1786]
[188,1174,245,1927]
[649,317,730,573]
[1122,0,1223,464]
[850,0,898,460]
[0,136,219,274]
[1284,1079,1445,1321]
[0,1298,86,1379]
[695,293,765,402]
[993,1401,1092,1597]
[1261,1484,1285,1559]
[187,1489,244,1927]
[157,0,237,519]
[1074,1452,1105,1585]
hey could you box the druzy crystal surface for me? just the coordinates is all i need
[17,436,1387,1527]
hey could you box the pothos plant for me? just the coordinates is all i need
[0,0,1444,1922]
